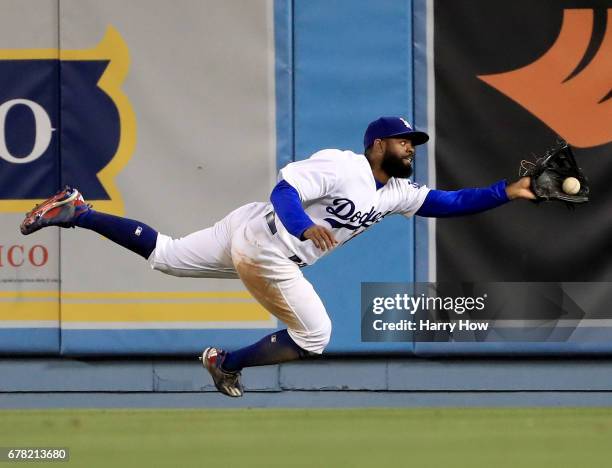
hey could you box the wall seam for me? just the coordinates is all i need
[57,0,64,356]
[290,0,296,163]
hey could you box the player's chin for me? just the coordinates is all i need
[382,158,413,178]
[398,162,414,178]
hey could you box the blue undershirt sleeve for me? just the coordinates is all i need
[270,180,315,240]
[415,180,510,218]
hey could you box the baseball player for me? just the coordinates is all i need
[20,116,535,397]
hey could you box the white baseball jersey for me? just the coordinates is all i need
[149,148,429,353]
[276,149,430,265]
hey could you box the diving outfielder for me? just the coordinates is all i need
[20,117,536,397]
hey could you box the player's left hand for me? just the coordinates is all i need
[506,177,536,201]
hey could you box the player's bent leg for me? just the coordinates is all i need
[199,212,332,397]
[231,256,332,360]
[200,260,331,397]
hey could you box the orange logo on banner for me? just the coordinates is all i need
[478,9,612,148]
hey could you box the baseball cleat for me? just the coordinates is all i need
[200,347,244,397]
[20,186,90,235]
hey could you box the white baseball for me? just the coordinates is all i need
[562,177,580,195]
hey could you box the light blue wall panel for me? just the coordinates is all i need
[59,330,280,356]
[0,329,59,355]
[293,0,418,353]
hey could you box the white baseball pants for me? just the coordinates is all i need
[148,202,332,354]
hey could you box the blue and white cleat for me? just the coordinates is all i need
[20,186,90,235]
[200,347,244,398]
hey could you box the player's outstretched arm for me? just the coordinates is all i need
[416,179,533,218]
[505,176,536,200]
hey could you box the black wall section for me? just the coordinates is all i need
[434,0,612,282]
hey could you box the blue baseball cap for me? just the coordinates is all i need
[363,116,429,149]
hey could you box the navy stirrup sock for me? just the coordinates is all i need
[222,329,311,372]
[75,210,158,260]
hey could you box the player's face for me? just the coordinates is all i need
[380,138,415,178]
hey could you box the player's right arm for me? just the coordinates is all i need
[270,179,337,251]
[271,150,341,250]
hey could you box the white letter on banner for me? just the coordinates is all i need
[0,99,54,164]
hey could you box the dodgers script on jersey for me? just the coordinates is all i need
[276,149,430,265]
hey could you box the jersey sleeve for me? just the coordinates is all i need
[278,150,341,201]
[387,179,431,217]
[415,180,509,217]
[270,180,315,239]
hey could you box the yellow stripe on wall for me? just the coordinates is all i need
[62,291,253,300]
[0,302,59,321]
[61,302,270,322]
[0,291,270,322]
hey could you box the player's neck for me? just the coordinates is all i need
[369,161,391,185]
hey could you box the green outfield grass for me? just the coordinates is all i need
[0,408,611,467]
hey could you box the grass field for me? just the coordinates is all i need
[0,408,611,467]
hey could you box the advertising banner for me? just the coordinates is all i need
[429,0,612,354]
[0,0,279,355]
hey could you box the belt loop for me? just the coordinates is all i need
[265,211,277,235]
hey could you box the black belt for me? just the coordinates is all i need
[265,211,306,267]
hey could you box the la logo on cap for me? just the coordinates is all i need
[399,118,412,129]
